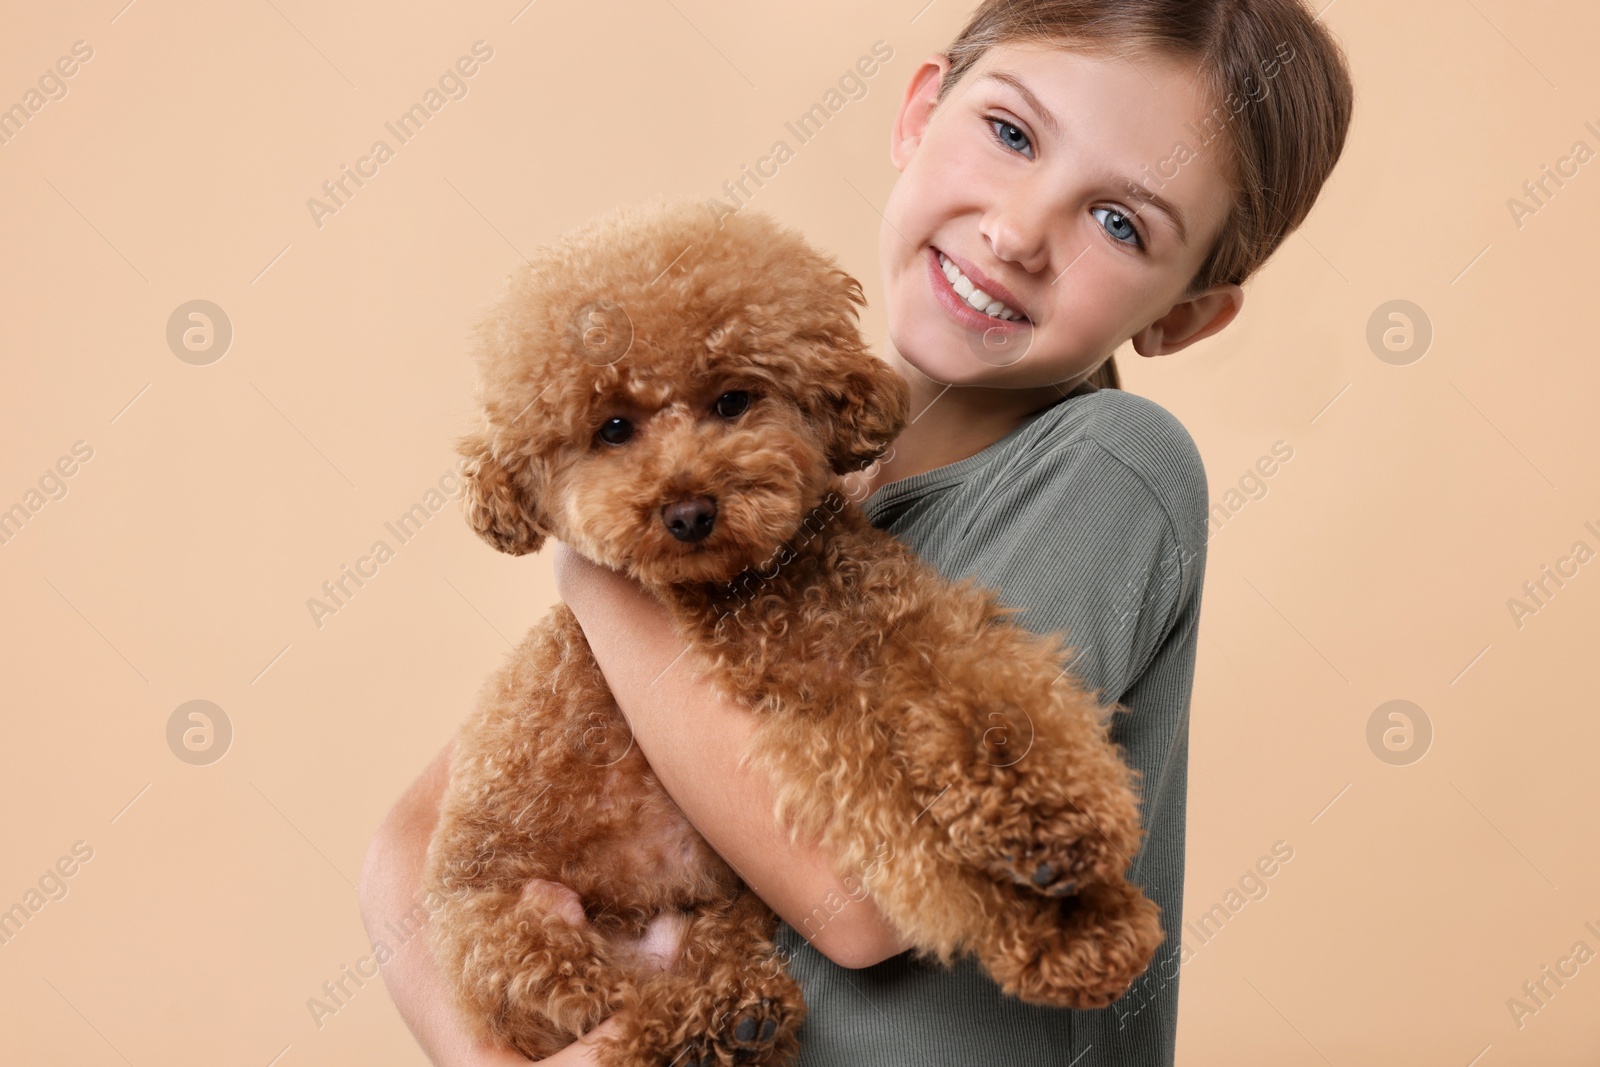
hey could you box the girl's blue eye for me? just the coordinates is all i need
[986,116,1149,253]
[1091,207,1145,251]
[988,118,1032,157]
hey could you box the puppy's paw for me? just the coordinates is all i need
[978,879,1165,1010]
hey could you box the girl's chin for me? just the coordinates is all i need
[890,303,1096,391]
[892,324,1025,387]
[901,351,1014,389]
[889,283,1044,376]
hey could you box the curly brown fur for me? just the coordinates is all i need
[424,198,1164,1064]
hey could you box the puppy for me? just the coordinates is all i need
[423,198,1163,1066]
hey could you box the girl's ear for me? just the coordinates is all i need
[890,53,951,172]
[1131,282,1245,357]
[457,430,549,556]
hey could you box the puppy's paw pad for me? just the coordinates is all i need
[1029,861,1079,897]
[730,997,782,1058]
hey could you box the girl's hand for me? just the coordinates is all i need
[522,877,690,975]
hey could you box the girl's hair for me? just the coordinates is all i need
[934,0,1355,390]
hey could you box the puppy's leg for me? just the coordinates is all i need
[905,640,1148,899]
[995,684,1148,902]
[831,822,1160,1010]
[424,609,643,1058]
[428,876,627,1057]
[592,891,805,1067]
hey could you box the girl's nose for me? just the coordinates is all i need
[979,203,1052,277]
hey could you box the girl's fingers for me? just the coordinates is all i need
[520,879,688,972]
[520,878,587,926]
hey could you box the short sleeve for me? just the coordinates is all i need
[944,437,1201,708]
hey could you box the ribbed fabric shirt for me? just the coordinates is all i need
[774,380,1209,1066]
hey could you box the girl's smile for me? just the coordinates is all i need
[930,246,1032,325]
[926,245,1035,368]
[927,245,1032,331]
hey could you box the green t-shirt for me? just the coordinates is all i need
[775,380,1208,1066]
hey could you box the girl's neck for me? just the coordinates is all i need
[860,350,1094,497]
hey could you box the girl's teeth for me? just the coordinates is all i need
[938,252,1024,321]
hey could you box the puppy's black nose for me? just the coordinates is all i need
[662,496,717,543]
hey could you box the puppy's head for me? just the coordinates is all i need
[457,198,909,585]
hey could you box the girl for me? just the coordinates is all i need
[359,2,1354,1064]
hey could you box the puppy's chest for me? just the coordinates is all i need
[581,749,724,897]
[667,522,949,717]
[685,580,888,716]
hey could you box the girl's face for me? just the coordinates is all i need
[880,41,1244,389]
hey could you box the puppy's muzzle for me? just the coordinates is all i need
[661,495,717,543]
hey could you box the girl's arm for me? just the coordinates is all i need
[553,542,911,970]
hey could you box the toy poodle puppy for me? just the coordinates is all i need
[423,198,1163,1066]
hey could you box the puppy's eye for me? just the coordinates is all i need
[713,391,751,419]
[596,417,633,446]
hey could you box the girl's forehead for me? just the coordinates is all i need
[976,37,1197,78]
[961,41,1209,128]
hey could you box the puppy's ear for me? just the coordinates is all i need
[457,430,549,556]
[812,273,911,474]
[821,349,911,474]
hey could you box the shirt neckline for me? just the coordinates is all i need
[864,380,1099,518]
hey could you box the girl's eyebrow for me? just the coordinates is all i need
[978,68,1192,249]
[1107,174,1191,249]
[980,70,1065,140]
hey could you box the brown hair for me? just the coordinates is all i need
[933,0,1355,389]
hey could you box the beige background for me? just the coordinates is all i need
[2,0,1596,1063]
